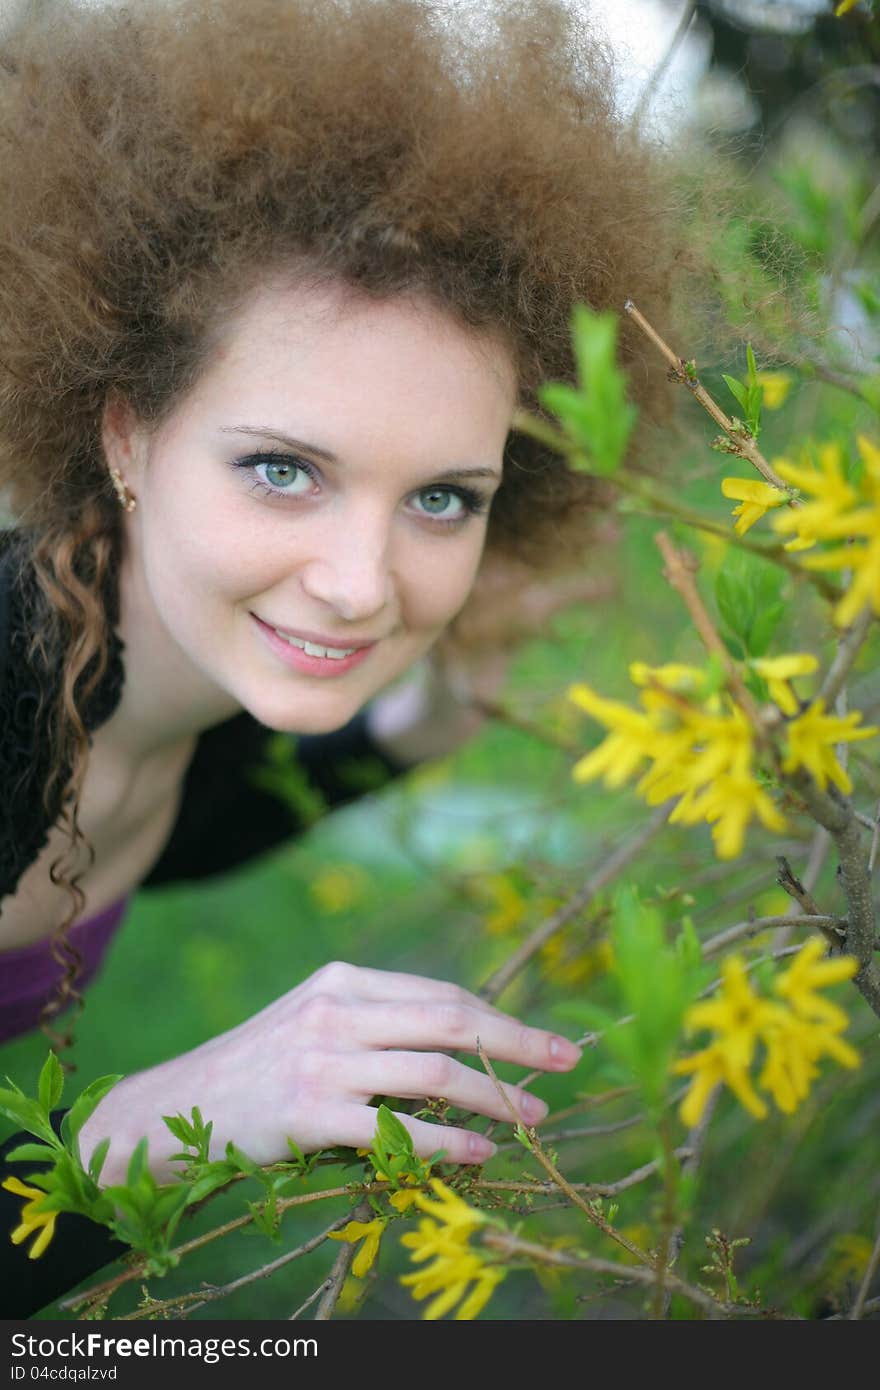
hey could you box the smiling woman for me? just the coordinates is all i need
[0,0,678,1313]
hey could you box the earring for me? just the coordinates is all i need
[109,466,137,513]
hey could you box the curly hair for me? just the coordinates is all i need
[0,0,680,1045]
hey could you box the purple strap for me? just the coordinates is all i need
[0,899,129,1043]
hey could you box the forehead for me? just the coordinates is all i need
[195,277,517,409]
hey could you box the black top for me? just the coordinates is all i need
[0,531,407,1316]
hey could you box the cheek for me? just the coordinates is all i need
[402,535,486,631]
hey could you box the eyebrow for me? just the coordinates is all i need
[219,424,503,482]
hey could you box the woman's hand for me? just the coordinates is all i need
[78,961,581,1184]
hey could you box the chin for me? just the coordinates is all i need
[239,688,364,736]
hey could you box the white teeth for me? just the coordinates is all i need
[274,630,356,660]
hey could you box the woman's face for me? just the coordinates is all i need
[108,279,516,735]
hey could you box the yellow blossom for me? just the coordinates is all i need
[401,1245,505,1320]
[568,683,658,787]
[1,1177,58,1260]
[770,440,880,593]
[399,1179,504,1320]
[774,937,859,1024]
[750,652,818,715]
[673,956,776,1124]
[569,675,787,859]
[674,941,861,1125]
[721,476,788,535]
[755,371,793,409]
[478,873,529,936]
[328,1217,387,1278]
[835,0,861,14]
[782,700,877,794]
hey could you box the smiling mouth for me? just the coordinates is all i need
[269,628,361,659]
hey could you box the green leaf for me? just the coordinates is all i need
[3,1141,57,1164]
[61,1075,123,1155]
[37,1053,65,1116]
[0,1089,58,1145]
[86,1138,111,1185]
[722,374,748,411]
[125,1138,149,1189]
[375,1104,415,1159]
[185,1166,240,1204]
[538,305,637,478]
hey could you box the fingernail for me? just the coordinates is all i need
[468,1135,497,1162]
[522,1094,548,1123]
[549,1035,581,1067]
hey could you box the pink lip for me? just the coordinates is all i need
[251,613,376,678]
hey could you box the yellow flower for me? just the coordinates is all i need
[401,1244,505,1320]
[568,683,658,787]
[750,652,818,715]
[1,1177,58,1260]
[399,1180,504,1320]
[328,1217,387,1278]
[782,700,877,794]
[673,956,775,1124]
[478,873,529,936]
[570,673,788,859]
[721,477,788,535]
[755,371,793,409]
[771,440,880,591]
[774,937,859,1024]
[674,940,861,1125]
[835,0,861,14]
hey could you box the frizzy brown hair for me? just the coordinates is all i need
[0,0,680,1048]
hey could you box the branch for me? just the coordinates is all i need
[480,1230,780,1318]
[849,1198,880,1320]
[314,1198,374,1320]
[781,775,880,1017]
[624,300,795,494]
[817,603,875,709]
[654,530,763,726]
[479,802,671,1003]
[476,1040,655,1268]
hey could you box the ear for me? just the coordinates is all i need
[101,395,149,486]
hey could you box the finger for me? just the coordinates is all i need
[336,1051,548,1127]
[309,1101,497,1165]
[349,999,581,1073]
[313,961,514,1021]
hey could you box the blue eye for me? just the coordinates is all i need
[252,457,313,494]
[413,486,466,519]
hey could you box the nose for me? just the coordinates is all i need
[299,513,396,623]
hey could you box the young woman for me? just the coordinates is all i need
[0,0,676,1312]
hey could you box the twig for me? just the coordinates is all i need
[662,1087,720,1316]
[701,912,845,958]
[784,774,880,1017]
[818,604,875,709]
[290,1279,333,1321]
[655,531,763,725]
[624,301,795,493]
[630,0,697,130]
[479,802,671,1003]
[116,1217,350,1320]
[476,1040,655,1267]
[314,1198,373,1320]
[476,1155,693,1199]
[61,1182,384,1313]
[868,799,880,874]
[849,1200,880,1320]
[775,856,823,917]
[480,1230,779,1318]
